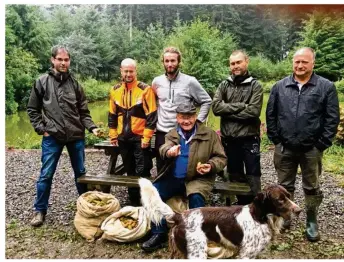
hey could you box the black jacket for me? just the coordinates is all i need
[212,75,263,138]
[27,69,97,142]
[266,73,340,151]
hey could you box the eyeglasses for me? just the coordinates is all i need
[54,58,70,62]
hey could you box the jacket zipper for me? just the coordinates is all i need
[124,85,130,136]
[169,80,172,101]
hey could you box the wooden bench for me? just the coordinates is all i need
[77,136,251,200]
[78,174,252,197]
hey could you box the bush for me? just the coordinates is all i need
[259,80,276,94]
[335,79,344,95]
[335,105,344,145]
[81,78,113,102]
[165,19,237,96]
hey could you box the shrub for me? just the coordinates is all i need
[335,105,344,145]
[259,80,276,93]
[81,78,113,102]
[335,79,344,95]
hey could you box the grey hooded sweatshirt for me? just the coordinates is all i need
[152,71,212,133]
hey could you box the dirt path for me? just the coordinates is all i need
[5,149,344,259]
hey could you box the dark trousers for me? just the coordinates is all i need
[154,131,167,173]
[274,144,322,195]
[118,140,153,205]
[151,175,205,234]
[222,136,262,204]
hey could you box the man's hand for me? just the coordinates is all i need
[167,145,181,158]
[141,141,150,148]
[92,128,100,137]
[196,162,211,175]
[110,138,118,146]
[43,132,50,137]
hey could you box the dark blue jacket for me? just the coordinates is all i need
[266,73,340,151]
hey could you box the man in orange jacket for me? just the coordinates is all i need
[108,58,157,206]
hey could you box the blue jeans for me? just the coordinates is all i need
[34,136,88,213]
[151,175,205,234]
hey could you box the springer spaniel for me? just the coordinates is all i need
[139,178,302,259]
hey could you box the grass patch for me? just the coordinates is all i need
[323,144,344,176]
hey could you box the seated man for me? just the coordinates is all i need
[141,102,227,252]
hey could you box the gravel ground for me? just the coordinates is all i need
[5,148,344,259]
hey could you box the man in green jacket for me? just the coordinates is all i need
[212,50,263,205]
[141,103,227,252]
[27,45,100,227]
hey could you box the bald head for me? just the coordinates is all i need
[121,58,137,68]
[120,58,137,83]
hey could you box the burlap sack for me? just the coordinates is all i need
[100,206,150,242]
[74,191,120,242]
[166,196,189,214]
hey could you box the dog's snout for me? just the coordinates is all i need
[290,201,302,216]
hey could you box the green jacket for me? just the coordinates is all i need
[154,122,227,200]
[212,76,263,138]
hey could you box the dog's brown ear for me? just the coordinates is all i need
[254,192,266,204]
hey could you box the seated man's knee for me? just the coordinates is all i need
[188,193,205,209]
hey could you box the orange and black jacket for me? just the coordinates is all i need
[108,80,157,143]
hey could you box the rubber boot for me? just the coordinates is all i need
[305,193,323,242]
[283,191,294,230]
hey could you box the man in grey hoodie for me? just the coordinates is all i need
[152,46,212,172]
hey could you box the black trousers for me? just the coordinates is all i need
[118,140,153,206]
[154,130,167,174]
[222,136,262,205]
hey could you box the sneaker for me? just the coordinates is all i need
[141,233,168,252]
[30,211,45,227]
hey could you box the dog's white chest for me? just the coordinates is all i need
[236,206,272,258]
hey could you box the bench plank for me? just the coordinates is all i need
[77,174,251,196]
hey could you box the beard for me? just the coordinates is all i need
[165,65,179,75]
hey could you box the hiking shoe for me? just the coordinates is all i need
[30,211,45,227]
[141,233,168,252]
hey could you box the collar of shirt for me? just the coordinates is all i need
[177,125,197,144]
[292,77,303,91]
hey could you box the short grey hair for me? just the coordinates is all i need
[293,47,316,61]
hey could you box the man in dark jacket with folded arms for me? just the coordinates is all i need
[266,47,339,242]
[27,45,100,227]
[212,50,263,205]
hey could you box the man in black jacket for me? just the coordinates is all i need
[212,50,263,205]
[266,47,340,242]
[27,45,100,227]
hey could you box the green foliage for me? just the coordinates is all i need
[335,105,344,145]
[5,5,49,114]
[80,78,112,102]
[297,11,344,81]
[5,46,40,114]
[260,81,276,94]
[249,54,292,82]
[166,19,237,96]
[335,79,344,95]
[323,144,344,175]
